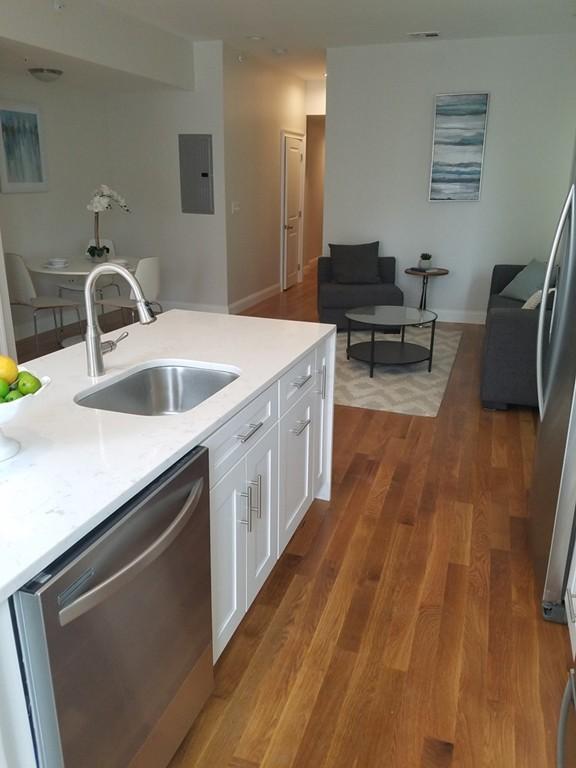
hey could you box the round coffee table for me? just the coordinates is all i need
[345,305,438,378]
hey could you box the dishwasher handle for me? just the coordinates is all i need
[59,477,204,627]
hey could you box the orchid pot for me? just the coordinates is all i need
[86,184,130,260]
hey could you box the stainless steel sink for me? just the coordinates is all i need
[75,361,239,416]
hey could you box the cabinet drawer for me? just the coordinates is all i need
[279,349,316,416]
[205,384,278,487]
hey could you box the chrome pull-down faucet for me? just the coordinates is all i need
[83,263,156,377]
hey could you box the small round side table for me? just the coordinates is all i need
[404,267,449,311]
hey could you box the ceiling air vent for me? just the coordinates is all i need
[407,31,440,39]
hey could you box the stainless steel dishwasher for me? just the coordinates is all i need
[13,445,213,768]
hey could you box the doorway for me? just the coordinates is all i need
[303,115,325,271]
[281,132,304,291]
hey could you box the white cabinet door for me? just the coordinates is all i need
[246,425,279,607]
[313,335,335,502]
[278,391,314,555]
[210,460,247,662]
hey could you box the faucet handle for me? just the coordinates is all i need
[101,331,129,355]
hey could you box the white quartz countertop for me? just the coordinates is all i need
[0,310,334,602]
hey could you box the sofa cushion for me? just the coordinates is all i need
[499,259,547,302]
[329,242,380,284]
[488,294,524,311]
[319,281,403,309]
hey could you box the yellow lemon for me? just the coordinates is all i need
[0,355,18,385]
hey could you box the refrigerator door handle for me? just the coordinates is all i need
[537,184,575,418]
[557,669,576,768]
[58,477,204,627]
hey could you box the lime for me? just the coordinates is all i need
[0,355,18,385]
[0,378,9,398]
[5,389,24,402]
[17,372,41,395]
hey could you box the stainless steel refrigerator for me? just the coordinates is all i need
[529,178,576,623]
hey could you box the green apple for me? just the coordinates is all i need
[17,372,42,395]
[0,378,9,399]
[4,389,24,402]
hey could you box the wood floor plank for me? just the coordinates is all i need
[430,562,469,744]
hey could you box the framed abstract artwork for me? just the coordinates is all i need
[429,93,489,202]
[0,102,47,193]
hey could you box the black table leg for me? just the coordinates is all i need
[370,328,375,378]
[401,325,406,343]
[347,318,351,359]
[428,319,436,372]
[419,274,430,311]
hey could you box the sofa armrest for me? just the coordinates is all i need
[489,264,526,296]
[481,307,541,407]
[318,257,332,285]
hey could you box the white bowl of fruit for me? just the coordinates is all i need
[0,355,50,461]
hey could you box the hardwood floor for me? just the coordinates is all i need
[166,267,571,767]
[15,265,571,766]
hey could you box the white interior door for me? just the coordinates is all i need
[282,135,303,290]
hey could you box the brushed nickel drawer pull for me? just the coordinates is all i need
[291,418,311,436]
[239,487,254,532]
[236,422,263,444]
[249,474,262,518]
[318,363,327,399]
[291,373,312,390]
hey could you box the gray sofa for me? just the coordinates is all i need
[317,256,404,329]
[481,264,544,409]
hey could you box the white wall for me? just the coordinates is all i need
[324,35,576,322]
[0,71,115,337]
[305,80,326,116]
[223,48,306,310]
[104,42,229,312]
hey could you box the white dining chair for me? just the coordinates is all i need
[57,239,122,305]
[96,257,163,322]
[5,253,83,351]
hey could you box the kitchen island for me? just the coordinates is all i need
[0,309,335,768]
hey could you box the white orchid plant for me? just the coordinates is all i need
[86,184,130,259]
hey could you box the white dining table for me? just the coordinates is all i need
[25,258,137,348]
[26,258,137,276]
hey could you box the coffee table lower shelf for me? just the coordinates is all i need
[347,340,432,368]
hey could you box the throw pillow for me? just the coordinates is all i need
[500,259,548,302]
[522,290,542,310]
[329,242,380,284]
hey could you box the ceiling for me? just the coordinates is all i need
[100,0,576,79]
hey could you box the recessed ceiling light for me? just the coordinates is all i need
[246,35,264,41]
[407,31,440,39]
[272,47,288,56]
[28,67,63,82]
[323,72,327,78]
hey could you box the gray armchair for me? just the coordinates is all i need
[317,255,404,329]
[481,264,544,409]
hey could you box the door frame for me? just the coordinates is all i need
[0,230,16,359]
[279,130,305,291]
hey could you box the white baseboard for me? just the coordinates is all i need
[159,300,230,314]
[434,308,486,325]
[228,283,281,314]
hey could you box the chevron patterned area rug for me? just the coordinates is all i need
[335,326,462,417]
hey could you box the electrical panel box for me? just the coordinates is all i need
[178,134,214,214]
